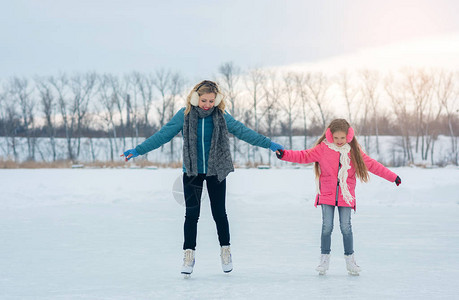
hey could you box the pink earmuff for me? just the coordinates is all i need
[326,127,354,143]
[346,127,354,143]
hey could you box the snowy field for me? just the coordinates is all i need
[1,167,459,299]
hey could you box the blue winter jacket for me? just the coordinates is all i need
[135,107,271,174]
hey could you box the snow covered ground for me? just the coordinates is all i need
[1,167,458,299]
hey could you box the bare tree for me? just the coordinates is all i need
[385,74,414,164]
[304,72,331,128]
[0,83,20,161]
[403,69,438,161]
[294,72,311,149]
[360,70,382,155]
[435,71,458,165]
[218,62,241,160]
[50,74,78,161]
[125,73,141,148]
[133,71,155,138]
[245,67,266,132]
[245,67,266,161]
[218,62,241,115]
[98,74,118,162]
[2,99,21,161]
[36,77,57,161]
[338,70,361,125]
[261,71,281,165]
[70,72,97,159]
[10,77,36,160]
[110,74,133,151]
[280,72,299,149]
[167,72,186,162]
[153,69,172,152]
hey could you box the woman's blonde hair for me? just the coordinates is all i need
[184,80,226,115]
[314,119,370,182]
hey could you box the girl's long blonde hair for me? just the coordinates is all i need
[314,119,369,182]
[184,80,226,115]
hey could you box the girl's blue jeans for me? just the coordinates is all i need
[320,204,354,255]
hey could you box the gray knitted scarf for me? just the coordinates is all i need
[183,106,234,182]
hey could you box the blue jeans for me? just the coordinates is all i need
[320,204,354,255]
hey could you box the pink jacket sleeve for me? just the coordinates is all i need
[361,151,398,182]
[281,144,322,164]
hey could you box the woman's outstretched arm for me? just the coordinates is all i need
[122,108,185,160]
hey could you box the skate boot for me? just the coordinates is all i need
[220,246,233,273]
[181,249,195,278]
[344,253,361,276]
[315,254,330,275]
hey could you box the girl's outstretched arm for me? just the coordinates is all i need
[361,151,398,182]
[276,144,322,164]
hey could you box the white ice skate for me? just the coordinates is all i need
[181,249,195,278]
[315,254,330,275]
[220,246,233,273]
[344,254,361,276]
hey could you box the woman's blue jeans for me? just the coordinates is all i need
[320,204,354,255]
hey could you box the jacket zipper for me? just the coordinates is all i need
[201,118,206,173]
[336,154,341,206]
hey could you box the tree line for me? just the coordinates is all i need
[0,63,457,166]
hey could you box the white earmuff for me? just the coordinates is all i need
[190,91,223,107]
[214,93,223,106]
[190,92,199,106]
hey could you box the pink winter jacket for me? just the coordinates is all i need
[281,142,398,209]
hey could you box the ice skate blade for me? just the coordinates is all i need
[223,269,233,273]
[318,271,326,275]
[182,273,191,279]
[348,271,360,276]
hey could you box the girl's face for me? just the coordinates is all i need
[332,130,347,147]
[198,93,216,110]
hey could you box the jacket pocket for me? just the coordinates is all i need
[319,177,335,196]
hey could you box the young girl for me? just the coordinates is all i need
[276,119,401,275]
[122,80,284,277]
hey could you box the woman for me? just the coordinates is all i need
[122,80,284,276]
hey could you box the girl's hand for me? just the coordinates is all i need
[276,149,284,159]
[121,148,139,161]
[395,176,401,186]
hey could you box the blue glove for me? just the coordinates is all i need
[269,141,284,152]
[121,148,139,161]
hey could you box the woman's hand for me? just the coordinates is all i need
[269,141,284,152]
[395,176,401,186]
[121,148,139,161]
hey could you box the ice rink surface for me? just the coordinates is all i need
[1,167,458,299]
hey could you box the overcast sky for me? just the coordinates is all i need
[1,0,458,80]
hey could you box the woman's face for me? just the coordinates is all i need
[332,130,347,147]
[198,93,216,110]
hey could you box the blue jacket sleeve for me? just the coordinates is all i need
[224,111,271,148]
[135,108,185,155]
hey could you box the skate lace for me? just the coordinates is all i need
[346,255,360,270]
[184,250,194,266]
[221,247,231,265]
[319,255,329,266]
